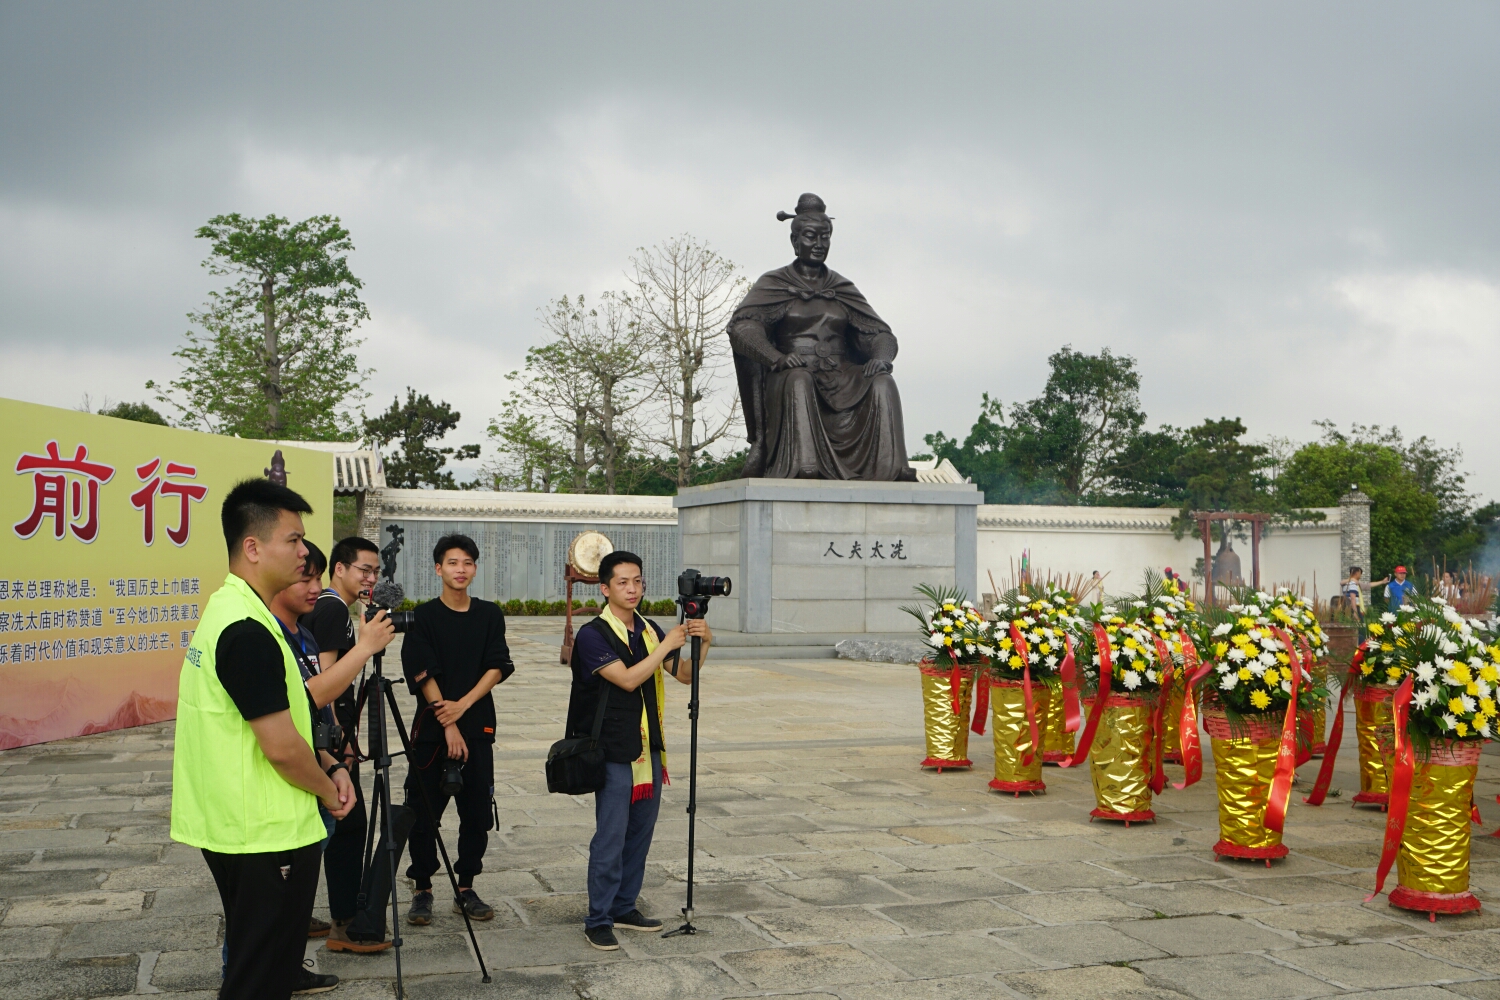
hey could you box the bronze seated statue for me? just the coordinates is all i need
[728,193,916,482]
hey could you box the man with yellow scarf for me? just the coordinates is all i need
[566,550,709,951]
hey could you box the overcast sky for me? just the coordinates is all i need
[3,3,1498,498]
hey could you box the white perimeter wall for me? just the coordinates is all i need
[370,490,1344,603]
[977,505,1343,601]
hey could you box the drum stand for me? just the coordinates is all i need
[560,565,599,664]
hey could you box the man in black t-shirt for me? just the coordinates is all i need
[298,535,395,953]
[399,533,514,925]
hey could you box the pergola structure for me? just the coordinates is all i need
[1191,510,1272,607]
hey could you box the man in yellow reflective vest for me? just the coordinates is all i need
[171,479,355,999]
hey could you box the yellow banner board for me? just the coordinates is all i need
[0,398,332,749]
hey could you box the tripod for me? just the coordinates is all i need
[358,652,491,998]
[663,603,708,938]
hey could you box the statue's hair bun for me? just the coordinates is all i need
[777,193,829,222]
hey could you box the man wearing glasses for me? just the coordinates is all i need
[300,536,391,953]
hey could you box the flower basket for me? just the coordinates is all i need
[990,679,1051,795]
[1203,703,1288,863]
[1088,694,1155,824]
[1353,684,1396,809]
[1301,661,1330,757]
[1388,739,1483,918]
[918,660,975,771]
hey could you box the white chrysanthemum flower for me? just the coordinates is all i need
[1257,652,1276,666]
[1401,604,1415,613]
[1216,661,1232,673]
[1213,623,1233,636]
[1481,720,1494,738]
[1103,606,1118,615]
[1145,669,1158,683]
[1045,655,1058,667]
[1122,671,1141,690]
[1255,591,1272,603]
[1228,647,1247,662]
[1220,674,1238,690]
[1416,663,1437,682]
[1029,630,1044,643]
[1132,600,1147,608]
[1249,662,1267,676]
[927,634,945,648]
[1442,713,1459,731]
[1480,680,1493,699]
[1414,685,1436,708]
[1461,694,1477,714]
[1441,639,1461,655]
[978,645,995,657]
[1381,612,1397,624]
[964,644,976,654]
[1281,679,1292,693]
[1091,654,1101,665]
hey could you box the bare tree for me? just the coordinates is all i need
[629,236,746,487]
[539,292,652,494]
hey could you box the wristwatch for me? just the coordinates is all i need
[325,761,348,779]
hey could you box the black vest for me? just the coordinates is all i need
[565,615,664,764]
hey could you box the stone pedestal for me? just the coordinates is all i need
[673,479,981,635]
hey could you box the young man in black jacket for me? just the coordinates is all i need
[400,533,514,923]
[566,550,709,951]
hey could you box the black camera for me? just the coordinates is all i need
[440,760,464,796]
[365,603,415,634]
[313,720,344,753]
[677,568,730,619]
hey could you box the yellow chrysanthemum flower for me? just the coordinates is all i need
[1250,690,1271,710]
[1009,655,1022,668]
[1264,668,1279,684]
[1449,697,1466,714]
[1457,722,1470,737]
[1214,642,1229,658]
[1238,668,1252,680]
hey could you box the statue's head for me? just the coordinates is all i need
[777,193,832,265]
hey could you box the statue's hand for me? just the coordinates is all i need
[863,359,892,378]
[774,354,808,372]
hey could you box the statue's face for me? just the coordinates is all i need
[791,222,831,264]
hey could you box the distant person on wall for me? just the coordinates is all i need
[170,480,354,1000]
[400,534,514,926]
[1439,571,1460,604]
[1369,566,1416,611]
[566,550,708,952]
[299,536,397,953]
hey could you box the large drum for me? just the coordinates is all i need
[567,530,613,582]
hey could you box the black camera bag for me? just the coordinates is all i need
[546,681,611,795]
[347,801,416,942]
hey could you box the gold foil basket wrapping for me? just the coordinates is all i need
[1396,741,1482,900]
[1204,709,1285,856]
[1042,684,1074,762]
[1309,662,1328,752]
[991,679,1050,793]
[1089,696,1153,820]
[919,666,974,766]
[1355,686,1395,804]
[1160,673,1185,762]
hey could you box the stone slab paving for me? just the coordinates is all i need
[5,617,1500,998]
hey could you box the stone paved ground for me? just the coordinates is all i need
[6,618,1500,999]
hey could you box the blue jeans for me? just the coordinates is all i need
[586,753,662,929]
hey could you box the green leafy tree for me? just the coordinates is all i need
[481,393,568,492]
[1277,423,1449,574]
[363,389,480,489]
[149,213,371,439]
[923,348,1145,503]
[98,401,169,426]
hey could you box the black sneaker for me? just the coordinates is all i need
[407,890,434,925]
[584,924,620,951]
[613,909,663,932]
[293,959,339,994]
[453,888,495,921]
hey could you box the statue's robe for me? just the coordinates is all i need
[728,263,913,481]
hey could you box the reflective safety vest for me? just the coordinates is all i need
[170,573,324,853]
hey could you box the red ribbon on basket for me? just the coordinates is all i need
[1369,675,1416,900]
[1061,624,1115,769]
[1174,632,1212,790]
[970,662,992,735]
[1264,627,1304,834]
[1304,646,1366,806]
[1059,634,1081,733]
[1148,635,1177,794]
[1008,624,1042,766]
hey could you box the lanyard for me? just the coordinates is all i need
[275,619,320,682]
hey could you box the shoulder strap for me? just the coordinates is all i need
[590,679,610,741]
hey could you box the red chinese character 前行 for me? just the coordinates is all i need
[14,442,115,542]
[131,459,208,546]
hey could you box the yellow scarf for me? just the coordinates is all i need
[599,605,668,800]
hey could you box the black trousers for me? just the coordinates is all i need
[322,761,367,922]
[203,841,321,1000]
[404,740,493,889]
